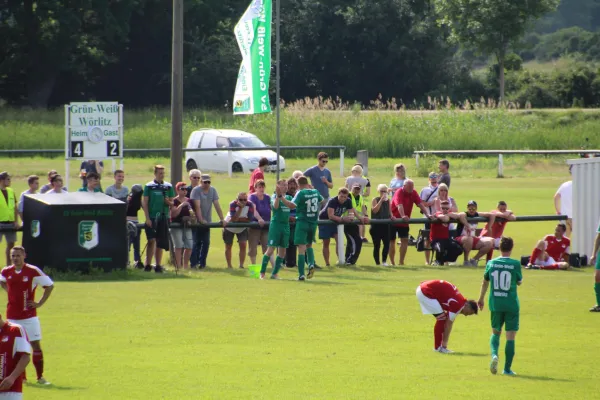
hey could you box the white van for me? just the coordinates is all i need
[185,129,286,173]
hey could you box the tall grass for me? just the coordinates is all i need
[1,103,600,158]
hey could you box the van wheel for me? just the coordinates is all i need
[232,162,243,173]
[186,160,198,172]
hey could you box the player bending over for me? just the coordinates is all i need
[478,237,522,376]
[292,177,323,281]
[526,223,570,270]
[415,280,478,353]
[0,246,54,385]
[260,180,296,280]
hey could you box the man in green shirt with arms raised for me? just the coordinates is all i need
[589,218,600,312]
[478,237,522,376]
[260,180,296,280]
[292,176,323,281]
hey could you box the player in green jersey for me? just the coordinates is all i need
[589,219,600,312]
[260,180,296,280]
[477,237,523,376]
[292,176,324,280]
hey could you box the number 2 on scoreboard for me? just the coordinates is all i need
[71,141,84,158]
[107,141,120,156]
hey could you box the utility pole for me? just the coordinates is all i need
[170,0,184,183]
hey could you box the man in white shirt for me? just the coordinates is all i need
[554,166,572,237]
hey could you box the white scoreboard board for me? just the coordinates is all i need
[65,102,123,160]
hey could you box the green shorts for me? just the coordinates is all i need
[595,251,600,270]
[267,223,290,248]
[294,221,317,245]
[491,311,519,332]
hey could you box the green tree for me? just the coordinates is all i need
[434,0,559,102]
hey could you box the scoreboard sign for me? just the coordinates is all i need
[65,102,123,160]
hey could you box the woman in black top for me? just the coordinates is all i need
[370,184,392,266]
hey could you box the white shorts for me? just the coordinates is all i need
[8,317,41,341]
[493,237,501,249]
[535,256,556,267]
[0,392,23,399]
[416,287,443,315]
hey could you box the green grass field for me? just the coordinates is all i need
[0,156,597,399]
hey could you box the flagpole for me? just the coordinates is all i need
[275,0,281,181]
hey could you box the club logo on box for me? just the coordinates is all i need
[78,220,99,250]
[31,220,40,238]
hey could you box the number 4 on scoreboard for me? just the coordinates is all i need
[71,141,84,158]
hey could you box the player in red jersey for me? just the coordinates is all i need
[480,201,516,262]
[0,314,31,400]
[526,222,570,270]
[416,279,478,353]
[0,247,53,385]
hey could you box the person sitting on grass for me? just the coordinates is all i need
[526,223,571,270]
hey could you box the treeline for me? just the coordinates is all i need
[0,0,597,109]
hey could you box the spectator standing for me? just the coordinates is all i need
[40,170,59,194]
[46,175,66,194]
[223,193,254,269]
[419,172,439,265]
[292,170,303,180]
[390,179,431,265]
[0,172,19,266]
[319,188,354,266]
[170,182,194,270]
[249,158,269,194]
[345,165,370,242]
[126,184,144,269]
[345,184,369,265]
[370,184,392,266]
[18,175,39,219]
[142,165,175,273]
[389,163,408,196]
[186,169,202,197]
[105,170,129,202]
[433,183,457,213]
[191,174,226,269]
[248,180,271,264]
[438,159,451,188]
[79,160,104,189]
[77,172,103,193]
[303,152,333,209]
[554,166,572,237]
[285,177,299,267]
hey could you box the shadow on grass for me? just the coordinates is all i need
[334,274,383,282]
[453,351,487,357]
[513,374,574,382]
[372,292,415,297]
[304,280,348,286]
[25,382,86,390]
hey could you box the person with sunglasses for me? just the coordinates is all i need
[185,169,202,197]
[170,182,195,270]
[303,152,333,210]
[223,192,255,269]
[190,174,226,269]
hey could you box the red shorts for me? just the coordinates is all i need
[455,236,480,247]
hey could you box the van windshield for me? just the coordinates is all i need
[229,137,266,148]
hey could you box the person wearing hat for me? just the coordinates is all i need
[190,174,226,269]
[126,184,145,268]
[0,172,19,266]
[419,172,439,265]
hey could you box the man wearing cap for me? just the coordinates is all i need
[0,172,19,266]
[190,174,226,269]
[419,172,439,265]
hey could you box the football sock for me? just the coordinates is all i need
[298,254,306,277]
[260,254,270,274]
[272,256,283,275]
[540,263,559,270]
[33,350,44,380]
[595,283,600,305]
[530,248,542,265]
[490,333,500,357]
[434,319,445,349]
[306,248,315,266]
[504,340,515,372]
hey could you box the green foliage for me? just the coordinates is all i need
[520,27,600,62]
[1,107,599,158]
